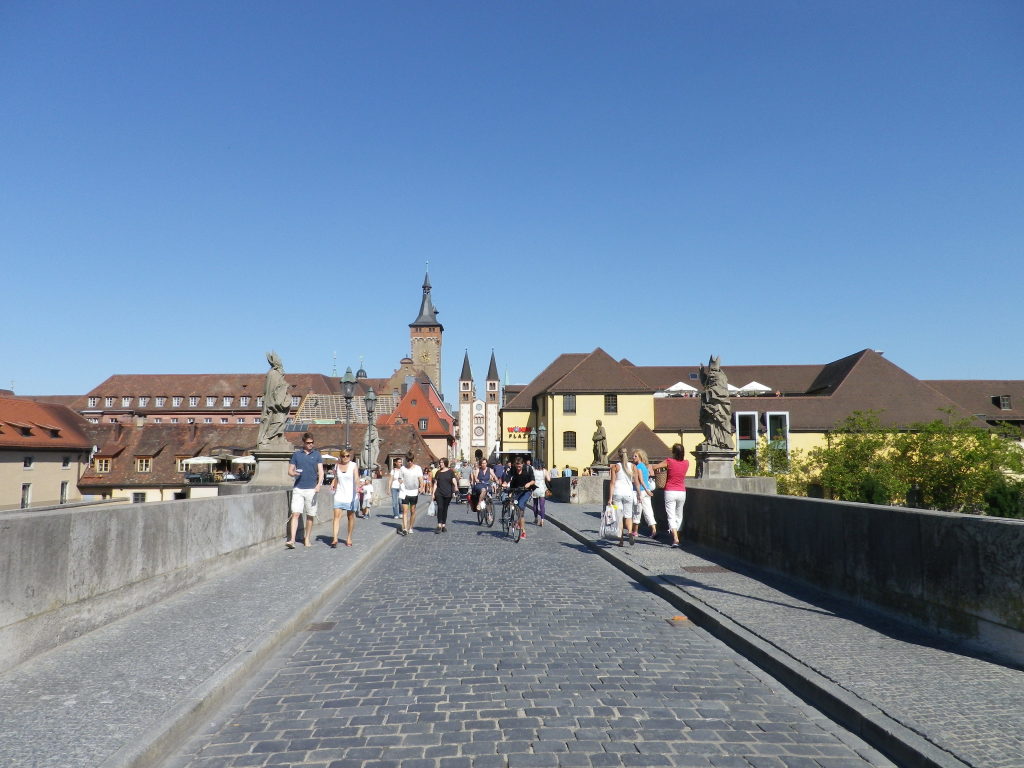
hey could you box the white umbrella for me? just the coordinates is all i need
[231,456,257,464]
[184,456,218,465]
[739,381,773,394]
[666,380,698,393]
[320,454,339,461]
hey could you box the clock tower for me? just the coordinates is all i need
[409,271,444,395]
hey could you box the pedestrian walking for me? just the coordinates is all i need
[609,448,645,546]
[330,450,359,548]
[389,457,403,519]
[531,462,550,525]
[398,451,425,535]
[431,457,456,533]
[631,448,658,538]
[286,432,323,549]
[648,443,689,547]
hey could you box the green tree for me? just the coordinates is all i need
[806,411,905,505]
[889,410,1024,514]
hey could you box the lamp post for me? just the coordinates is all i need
[537,422,547,469]
[528,429,536,463]
[364,387,377,471]
[342,367,356,451]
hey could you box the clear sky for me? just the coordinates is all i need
[3,1,1022,400]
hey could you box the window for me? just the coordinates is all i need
[291,396,300,407]
[176,458,188,472]
[172,396,183,407]
[132,493,146,504]
[603,394,618,414]
[62,456,71,468]
[136,458,152,472]
[256,396,264,407]
[95,458,110,472]
[155,397,166,407]
[23,456,34,469]
[735,411,758,465]
[187,418,195,424]
[60,481,69,504]
[999,395,1012,410]
[122,397,132,407]
[563,431,577,450]
[418,418,429,431]
[139,396,149,407]
[189,396,199,407]
[170,418,179,424]
[237,418,246,424]
[203,418,212,424]
[104,397,114,407]
[767,412,790,447]
[153,418,162,424]
[461,381,470,391]
[220,417,228,424]
[206,396,216,407]
[88,397,99,408]
[240,396,250,407]
[254,417,261,424]
[223,396,233,407]
[88,418,99,424]
[109,418,119,423]
[21,484,31,509]
[563,394,576,413]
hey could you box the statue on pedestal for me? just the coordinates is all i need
[592,419,608,465]
[257,351,291,448]
[698,356,734,451]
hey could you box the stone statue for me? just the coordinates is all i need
[592,419,608,465]
[698,355,734,450]
[257,351,291,447]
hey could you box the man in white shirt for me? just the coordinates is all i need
[398,452,426,535]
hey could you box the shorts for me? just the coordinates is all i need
[403,492,419,504]
[333,500,356,511]
[290,487,318,516]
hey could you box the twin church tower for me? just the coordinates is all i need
[408,271,501,463]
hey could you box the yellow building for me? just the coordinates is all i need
[502,348,1024,474]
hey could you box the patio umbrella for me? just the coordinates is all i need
[320,454,339,462]
[230,456,257,464]
[184,456,218,465]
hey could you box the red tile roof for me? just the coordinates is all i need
[0,397,92,451]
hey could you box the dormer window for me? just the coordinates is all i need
[122,397,132,407]
[418,418,429,431]
[139,397,149,407]
[206,396,216,407]
[189,396,199,407]
[223,396,233,407]
[88,397,99,408]
[999,395,1012,410]
[105,397,114,407]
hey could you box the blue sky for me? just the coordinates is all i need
[3,1,1022,399]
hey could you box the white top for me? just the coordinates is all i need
[612,461,636,497]
[399,464,424,493]
[390,466,402,489]
[333,462,359,505]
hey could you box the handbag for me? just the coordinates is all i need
[427,499,437,517]
[544,488,552,498]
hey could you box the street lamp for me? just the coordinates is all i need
[342,367,356,451]
[528,429,536,462]
[364,387,377,470]
[537,422,547,469]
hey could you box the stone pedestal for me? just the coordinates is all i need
[251,441,295,487]
[589,464,610,477]
[693,448,737,479]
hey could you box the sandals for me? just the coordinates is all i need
[330,540,338,549]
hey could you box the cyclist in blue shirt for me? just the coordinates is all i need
[504,455,536,540]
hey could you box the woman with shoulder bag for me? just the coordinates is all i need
[431,458,456,534]
[631,448,658,539]
[531,462,551,526]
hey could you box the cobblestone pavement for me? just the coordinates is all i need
[548,504,1024,768]
[166,505,894,768]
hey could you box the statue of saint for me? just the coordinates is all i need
[698,356,734,450]
[257,351,291,447]
[592,419,608,465]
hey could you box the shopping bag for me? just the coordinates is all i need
[427,500,437,517]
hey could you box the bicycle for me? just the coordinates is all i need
[498,489,515,535]
[474,487,495,527]
[501,488,527,542]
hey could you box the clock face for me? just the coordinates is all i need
[474,426,484,437]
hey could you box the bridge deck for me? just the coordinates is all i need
[0,501,1019,768]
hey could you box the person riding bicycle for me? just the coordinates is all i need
[503,455,536,540]
[470,458,495,512]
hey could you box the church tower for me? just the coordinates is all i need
[409,271,443,396]
[458,351,475,462]
[484,350,500,460]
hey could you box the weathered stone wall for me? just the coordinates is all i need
[685,488,1024,663]
[0,490,303,673]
